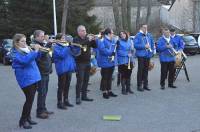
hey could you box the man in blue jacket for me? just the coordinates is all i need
[134,24,154,91]
[157,28,177,89]
[170,28,184,51]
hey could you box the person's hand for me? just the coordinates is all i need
[166,44,173,48]
[145,44,150,49]
[33,44,41,52]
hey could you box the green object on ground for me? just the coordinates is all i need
[103,115,122,121]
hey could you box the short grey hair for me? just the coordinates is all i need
[33,30,45,38]
[77,25,86,32]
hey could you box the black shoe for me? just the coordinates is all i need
[19,120,32,129]
[144,87,151,91]
[57,103,67,110]
[45,110,54,115]
[36,112,49,119]
[137,87,144,92]
[161,85,165,90]
[108,92,118,97]
[168,85,177,88]
[122,90,128,95]
[64,101,74,107]
[27,118,37,125]
[76,98,81,105]
[103,93,109,99]
[82,97,94,101]
[127,89,134,94]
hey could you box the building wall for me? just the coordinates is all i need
[160,0,193,32]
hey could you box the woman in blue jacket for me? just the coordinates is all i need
[12,34,41,129]
[117,31,134,95]
[97,28,118,99]
[53,33,80,109]
[157,28,177,89]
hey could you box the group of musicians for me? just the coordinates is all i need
[11,24,184,129]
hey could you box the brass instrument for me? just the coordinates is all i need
[30,44,51,53]
[53,41,87,52]
[145,36,152,52]
[87,34,102,40]
[166,42,178,56]
[128,56,131,69]
[128,40,135,70]
[111,44,117,62]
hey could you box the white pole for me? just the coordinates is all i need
[53,0,57,36]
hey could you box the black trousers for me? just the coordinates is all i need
[137,57,150,87]
[57,72,72,103]
[118,63,133,79]
[76,63,91,99]
[100,67,114,92]
[160,61,175,86]
[37,74,49,114]
[21,83,37,121]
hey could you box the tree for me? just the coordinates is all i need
[121,0,128,31]
[0,0,100,39]
[127,0,132,33]
[4,0,56,38]
[136,0,141,30]
[61,0,69,34]
[146,0,152,24]
[65,0,100,36]
[112,0,122,34]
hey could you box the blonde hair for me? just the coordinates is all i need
[13,33,26,49]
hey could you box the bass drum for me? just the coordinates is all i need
[175,52,182,68]
[90,66,97,76]
[148,61,155,71]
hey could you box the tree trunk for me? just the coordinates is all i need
[121,0,128,31]
[136,0,141,31]
[193,0,200,32]
[61,0,69,34]
[112,0,122,34]
[146,0,152,25]
[127,0,132,33]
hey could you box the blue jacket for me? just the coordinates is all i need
[53,44,80,75]
[117,38,134,65]
[157,36,177,62]
[11,48,41,89]
[171,35,184,50]
[134,32,154,58]
[97,37,117,68]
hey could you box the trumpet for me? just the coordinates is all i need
[87,34,102,40]
[53,40,87,52]
[128,56,131,69]
[30,44,51,53]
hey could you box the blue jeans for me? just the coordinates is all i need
[37,74,49,114]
